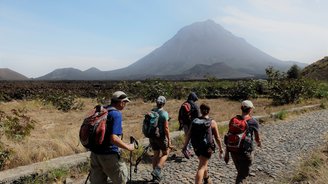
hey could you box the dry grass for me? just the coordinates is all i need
[285,135,328,184]
[0,97,323,170]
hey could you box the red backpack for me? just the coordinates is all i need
[178,102,192,127]
[224,115,250,152]
[79,105,114,149]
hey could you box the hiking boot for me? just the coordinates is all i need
[151,167,162,182]
[203,176,212,184]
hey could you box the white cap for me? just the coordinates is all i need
[111,91,130,102]
[241,100,254,109]
[156,96,166,104]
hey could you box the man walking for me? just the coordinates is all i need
[225,100,261,184]
[149,96,171,182]
[179,92,200,157]
[89,91,135,184]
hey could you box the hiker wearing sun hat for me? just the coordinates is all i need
[224,100,261,184]
[89,91,134,184]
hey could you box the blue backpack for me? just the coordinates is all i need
[142,111,161,138]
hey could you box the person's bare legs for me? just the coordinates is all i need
[157,149,170,168]
[152,150,160,169]
[195,156,209,184]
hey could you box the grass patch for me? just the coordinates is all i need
[284,135,328,184]
[274,110,288,120]
[171,134,185,149]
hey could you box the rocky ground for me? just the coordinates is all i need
[74,109,328,184]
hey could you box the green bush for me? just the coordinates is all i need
[0,143,12,170]
[229,80,258,101]
[0,109,36,141]
[274,110,288,120]
[41,92,85,112]
[270,79,318,105]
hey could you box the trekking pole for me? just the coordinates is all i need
[134,144,151,173]
[84,170,90,184]
[129,136,139,184]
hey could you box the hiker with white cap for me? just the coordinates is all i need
[224,100,261,184]
[89,91,134,184]
[146,96,171,182]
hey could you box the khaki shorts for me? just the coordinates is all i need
[90,152,128,184]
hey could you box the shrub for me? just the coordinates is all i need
[41,92,85,112]
[274,110,288,120]
[270,79,318,105]
[0,143,12,170]
[229,80,258,101]
[0,109,36,141]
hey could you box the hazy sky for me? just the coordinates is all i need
[1,0,328,78]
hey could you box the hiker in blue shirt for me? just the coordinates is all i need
[149,96,171,182]
[89,91,135,184]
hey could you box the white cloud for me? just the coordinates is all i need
[217,3,328,63]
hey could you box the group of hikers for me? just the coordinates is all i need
[84,91,262,184]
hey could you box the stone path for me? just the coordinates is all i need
[120,109,328,184]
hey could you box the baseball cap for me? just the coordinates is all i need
[156,96,166,104]
[241,100,255,109]
[111,91,130,102]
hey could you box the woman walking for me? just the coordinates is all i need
[182,103,224,184]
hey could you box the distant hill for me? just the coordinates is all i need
[0,68,28,80]
[181,62,254,79]
[38,19,307,80]
[36,67,105,80]
[301,56,328,80]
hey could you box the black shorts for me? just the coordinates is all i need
[193,146,213,159]
[149,137,168,151]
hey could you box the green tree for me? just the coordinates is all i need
[287,64,301,79]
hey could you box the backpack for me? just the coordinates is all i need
[142,111,161,138]
[178,101,193,127]
[190,118,215,151]
[224,115,252,152]
[79,105,114,149]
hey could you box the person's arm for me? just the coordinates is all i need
[110,134,134,151]
[211,120,223,157]
[164,120,171,147]
[108,111,134,151]
[254,131,261,147]
[252,118,261,148]
[178,106,184,130]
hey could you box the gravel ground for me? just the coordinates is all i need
[72,109,328,184]
[117,109,328,184]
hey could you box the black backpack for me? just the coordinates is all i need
[190,118,215,151]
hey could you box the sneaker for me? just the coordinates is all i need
[151,167,162,182]
[182,149,191,159]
